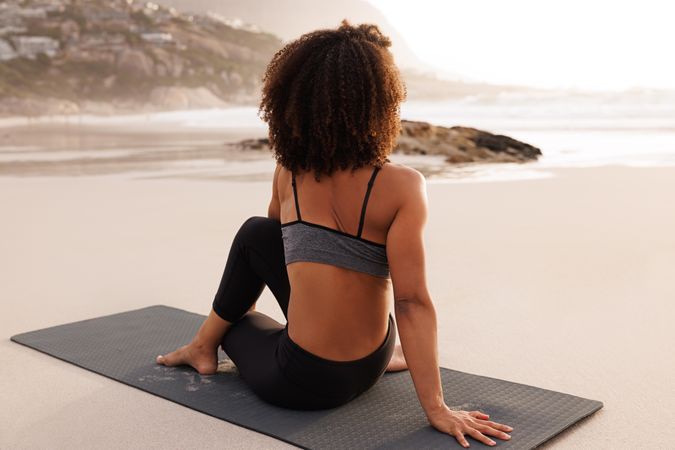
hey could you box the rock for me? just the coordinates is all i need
[220,70,230,85]
[230,119,542,165]
[472,128,542,160]
[229,72,244,87]
[103,75,116,89]
[232,138,269,150]
[398,120,541,163]
[116,49,154,77]
[60,19,80,42]
[150,48,185,79]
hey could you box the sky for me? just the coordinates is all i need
[367,0,675,91]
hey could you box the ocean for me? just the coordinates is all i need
[1,98,674,183]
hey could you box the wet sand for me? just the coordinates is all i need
[0,122,554,182]
[1,160,674,448]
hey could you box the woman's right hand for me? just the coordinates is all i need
[426,404,514,447]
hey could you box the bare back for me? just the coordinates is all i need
[278,162,411,361]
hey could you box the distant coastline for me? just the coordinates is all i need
[0,0,585,119]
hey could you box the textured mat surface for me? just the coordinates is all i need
[10,305,602,449]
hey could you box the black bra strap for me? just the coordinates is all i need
[357,166,380,238]
[291,171,302,221]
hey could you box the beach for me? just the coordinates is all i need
[2,0,674,446]
[1,155,674,448]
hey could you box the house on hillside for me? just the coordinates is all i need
[17,8,48,20]
[0,39,18,60]
[81,5,129,22]
[140,32,174,46]
[65,33,126,64]
[0,25,28,36]
[32,1,66,14]
[11,36,60,59]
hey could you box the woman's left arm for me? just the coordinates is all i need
[267,162,282,220]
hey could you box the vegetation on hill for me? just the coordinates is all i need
[0,0,282,111]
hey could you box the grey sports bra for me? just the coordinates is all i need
[280,166,390,279]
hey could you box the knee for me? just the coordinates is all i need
[243,215,263,226]
[241,215,277,231]
[235,216,280,244]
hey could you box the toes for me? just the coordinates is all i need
[157,350,182,367]
[156,354,172,365]
[156,354,173,366]
[155,345,217,374]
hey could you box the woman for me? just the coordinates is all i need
[157,20,513,448]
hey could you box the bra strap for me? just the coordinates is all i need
[357,166,380,238]
[291,171,302,221]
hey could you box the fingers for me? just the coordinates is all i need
[468,410,489,419]
[475,419,514,433]
[437,410,514,448]
[465,427,496,446]
[453,430,471,448]
[474,423,511,441]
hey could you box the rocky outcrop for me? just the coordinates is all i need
[115,49,155,77]
[233,138,269,150]
[397,120,541,163]
[231,120,542,164]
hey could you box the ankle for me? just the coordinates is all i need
[190,337,219,351]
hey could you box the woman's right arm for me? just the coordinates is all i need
[386,168,513,448]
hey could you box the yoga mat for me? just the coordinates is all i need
[10,305,602,449]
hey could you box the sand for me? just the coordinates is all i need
[1,165,674,449]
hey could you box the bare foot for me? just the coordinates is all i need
[156,341,218,375]
[386,343,408,372]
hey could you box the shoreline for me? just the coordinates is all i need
[3,121,675,186]
[3,108,675,175]
[0,120,546,183]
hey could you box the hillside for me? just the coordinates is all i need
[0,0,544,116]
[0,0,282,115]
[158,0,429,71]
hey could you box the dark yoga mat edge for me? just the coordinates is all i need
[10,304,603,450]
[9,305,306,449]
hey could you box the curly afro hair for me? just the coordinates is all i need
[258,19,407,182]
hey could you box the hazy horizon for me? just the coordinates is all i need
[367,0,675,93]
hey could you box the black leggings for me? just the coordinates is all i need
[212,216,396,410]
